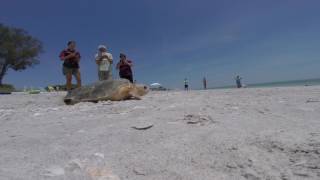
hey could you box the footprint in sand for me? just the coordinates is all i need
[182,114,217,126]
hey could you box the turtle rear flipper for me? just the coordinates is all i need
[64,98,73,105]
[87,99,99,103]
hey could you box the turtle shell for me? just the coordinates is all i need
[64,79,131,105]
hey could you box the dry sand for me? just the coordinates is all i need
[0,86,320,180]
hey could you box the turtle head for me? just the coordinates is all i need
[131,84,149,96]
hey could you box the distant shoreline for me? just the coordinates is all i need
[210,78,320,90]
[7,78,320,92]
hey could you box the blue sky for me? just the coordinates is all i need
[1,0,320,89]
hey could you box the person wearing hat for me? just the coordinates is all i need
[95,45,113,81]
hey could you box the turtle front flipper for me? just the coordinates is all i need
[129,91,142,100]
[64,97,81,105]
[64,98,73,105]
[64,91,76,105]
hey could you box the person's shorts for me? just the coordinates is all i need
[63,66,79,76]
[120,74,133,83]
[98,71,110,81]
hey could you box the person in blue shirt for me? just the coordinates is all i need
[235,75,242,88]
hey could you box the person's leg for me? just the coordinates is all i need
[120,74,130,82]
[104,71,110,80]
[63,66,73,91]
[66,73,72,91]
[99,71,109,81]
[98,71,103,81]
[108,65,113,79]
[128,75,133,83]
[119,74,124,80]
[75,69,82,88]
[122,75,133,83]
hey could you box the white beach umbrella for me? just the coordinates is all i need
[150,83,161,87]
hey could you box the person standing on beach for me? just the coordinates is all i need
[59,41,81,91]
[95,45,113,81]
[116,53,133,83]
[203,77,207,90]
[184,78,189,90]
[235,75,242,88]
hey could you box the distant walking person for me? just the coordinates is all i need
[203,77,207,89]
[116,53,133,83]
[95,45,113,81]
[59,41,81,91]
[235,75,242,88]
[184,78,189,90]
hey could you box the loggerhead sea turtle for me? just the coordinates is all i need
[64,79,149,105]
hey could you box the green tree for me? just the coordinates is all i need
[0,24,43,85]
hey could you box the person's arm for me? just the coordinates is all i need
[100,54,108,59]
[59,51,67,60]
[60,50,76,61]
[95,54,101,65]
[75,52,81,62]
[127,60,133,67]
[108,54,113,64]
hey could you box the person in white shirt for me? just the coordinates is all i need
[95,45,113,81]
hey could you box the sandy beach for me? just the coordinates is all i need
[0,86,320,180]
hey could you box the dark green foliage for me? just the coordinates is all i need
[0,24,43,84]
[0,84,15,93]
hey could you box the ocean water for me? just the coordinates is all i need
[212,78,320,89]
